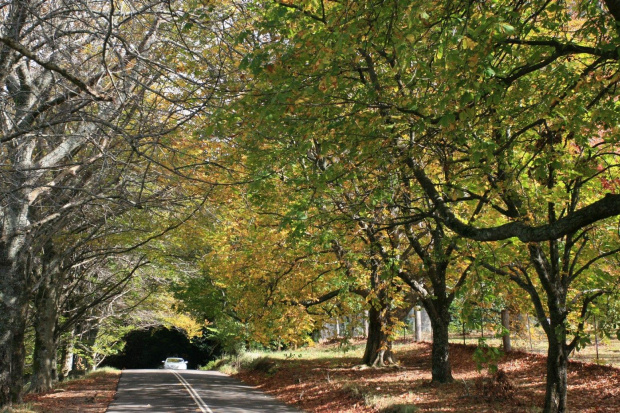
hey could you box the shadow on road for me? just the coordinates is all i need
[106,369,302,413]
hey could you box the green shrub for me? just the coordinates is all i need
[199,352,276,375]
[473,338,503,374]
[200,358,226,371]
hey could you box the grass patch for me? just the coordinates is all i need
[88,367,120,378]
[200,340,370,376]
[200,352,274,375]
[200,358,228,371]
[261,340,366,361]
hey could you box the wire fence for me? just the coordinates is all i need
[397,329,620,368]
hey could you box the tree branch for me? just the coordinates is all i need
[408,159,620,242]
[274,1,326,23]
[0,35,112,101]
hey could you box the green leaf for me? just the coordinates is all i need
[439,113,456,127]
[499,23,515,34]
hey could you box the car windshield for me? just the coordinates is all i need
[166,358,184,363]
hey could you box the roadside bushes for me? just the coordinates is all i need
[200,353,279,376]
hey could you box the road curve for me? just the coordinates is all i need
[106,369,302,413]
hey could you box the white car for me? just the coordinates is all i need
[163,357,188,369]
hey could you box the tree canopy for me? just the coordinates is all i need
[1,1,620,412]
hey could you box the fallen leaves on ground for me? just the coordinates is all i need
[23,371,120,412]
[235,341,620,412]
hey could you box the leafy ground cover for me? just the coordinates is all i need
[8,339,620,412]
[234,339,620,412]
[14,369,120,413]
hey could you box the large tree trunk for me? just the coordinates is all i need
[542,321,569,413]
[361,257,398,367]
[0,46,40,404]
[402,283,455,382]
[29,272,60,393]
[9,311,27,403]
[0,261,29,406]
[428,314,453,383]
[58,329,76,381]
[527,243,570,413]
[362,304,395,366]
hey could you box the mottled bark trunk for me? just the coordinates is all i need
[58,331,75,381]
[527,243,570,413]
[30,331,57,392]
[10,311,27,402]
[429,316,453,383]
[0,261,29,406]
[79,324,100,371]
[543,322,569,413]
[29,275,60,393]
[0,123,36,407]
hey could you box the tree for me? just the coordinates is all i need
[29,245,150,391]
[397,1,620,410]
[478,213,620,411]
[393,1,620,409]
[395,217,473,382]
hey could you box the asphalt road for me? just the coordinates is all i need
[106,369,303,413]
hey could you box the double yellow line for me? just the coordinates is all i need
[171,370,214,413]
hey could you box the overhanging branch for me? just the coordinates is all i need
[409,160,620,242]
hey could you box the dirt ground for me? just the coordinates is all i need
[235,341,620,412]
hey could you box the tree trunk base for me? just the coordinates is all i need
[369,349,398,367]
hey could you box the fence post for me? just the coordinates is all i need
[462,308,466,345]
[594,314,599,363]
[415,308,422,342]
[527,314,533,350]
